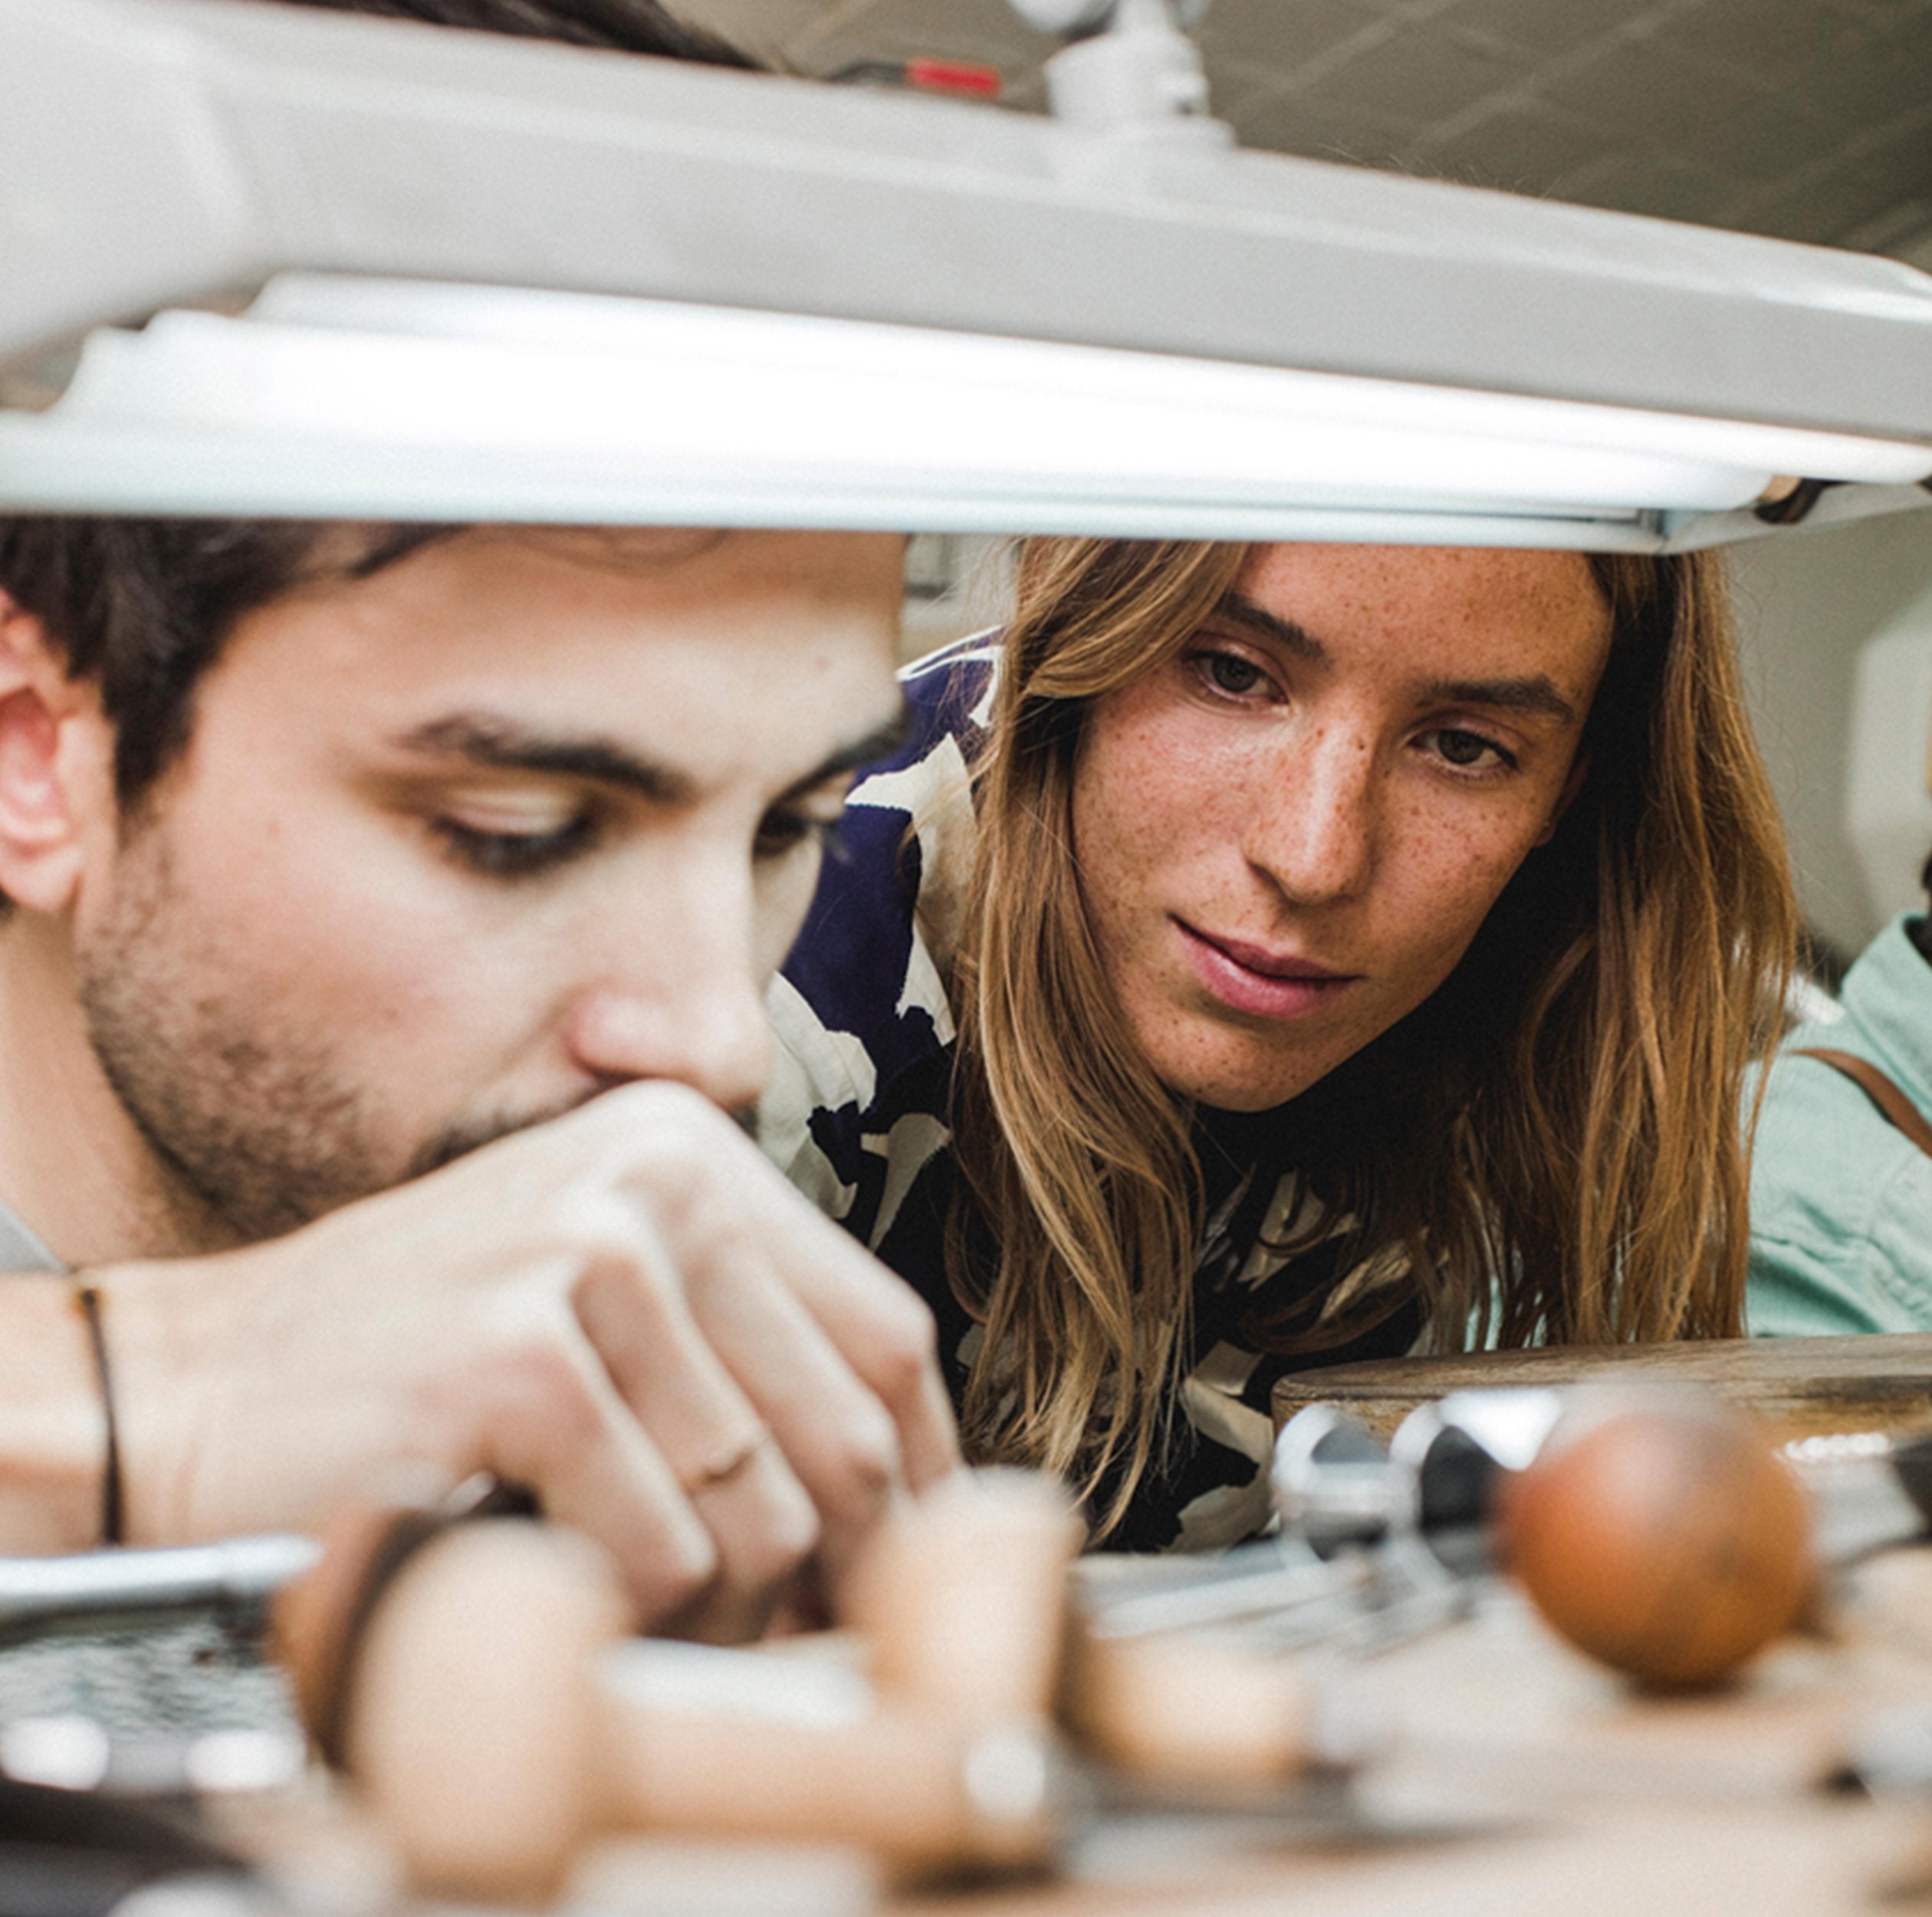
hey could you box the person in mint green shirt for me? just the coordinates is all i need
[1747,893,1932,1337]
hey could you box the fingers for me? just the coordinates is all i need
[744,1199,962,1495]
[157,1083,964,1638]
[457,1287,718,1627]
[587,1087,962,1491]
[596,1099,959,1557]
[639,1208,912,1592]
[570,1234,820,1641]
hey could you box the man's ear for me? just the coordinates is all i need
[0,594,107,916]
[1534,753,1591,849]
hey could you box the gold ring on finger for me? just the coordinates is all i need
[682,1424,770,1495]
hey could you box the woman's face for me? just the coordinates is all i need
[1070,543,1614,1113]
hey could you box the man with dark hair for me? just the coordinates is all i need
[0,0,964,1643]
[0,0,961,1639]
[0,515,953,1639]
[267,0,758,67]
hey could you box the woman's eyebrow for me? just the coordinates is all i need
[1214,595,1579,725]
[1214,592,1326,663]
[1422,676,1578,724]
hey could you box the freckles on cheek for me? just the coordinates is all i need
[1378,781,1481,883]
[1080,722,1194,856]
[1086,793,1166,874]
[1416,820,1548,945]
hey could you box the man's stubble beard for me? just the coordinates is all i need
[74,825,551,1251]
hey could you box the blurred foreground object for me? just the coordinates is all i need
[1498,1392,1814,1689]
[271,1470,1365,1899]
[1273,1386,1853,1686]
[0,1771,247,1917]
[274,1482,1077,1899]
[843,1470,1079,1725]
[0,1537,317,1650]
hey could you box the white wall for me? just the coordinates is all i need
[901,534,1015,658]
[1730,509,1932,965]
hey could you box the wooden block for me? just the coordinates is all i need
[1272,1334,1932,1443]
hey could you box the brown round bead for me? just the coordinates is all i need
[1497,1392,1813,1689]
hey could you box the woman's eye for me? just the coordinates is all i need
[1424,728,1515,773]
[1193,649,1270,698]
[432,813,596,877]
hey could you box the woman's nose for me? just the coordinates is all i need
[1248,729,1376,906]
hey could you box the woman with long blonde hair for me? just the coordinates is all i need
[762,537,1795,1550]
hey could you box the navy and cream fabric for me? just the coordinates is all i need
[761,638,1417,1553]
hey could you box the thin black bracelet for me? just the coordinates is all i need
[73,1284,123,1547]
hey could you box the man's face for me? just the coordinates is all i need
[72,527,905,1246]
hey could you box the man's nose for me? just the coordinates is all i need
[565,939,773,1118]
[1249,728,1376,906]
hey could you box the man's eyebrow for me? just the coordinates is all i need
[777,708,912,801]
[1213,591,1327,663]
[392,705,912,805]
[395,715,697,803]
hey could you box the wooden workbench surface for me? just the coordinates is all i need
[1272,1333,1932,1443]
[903,1548,1932,1916]
[292,1536,1932,1915]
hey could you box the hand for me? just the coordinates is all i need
[97,1081,961,1638]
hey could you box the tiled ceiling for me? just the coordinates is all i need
[672,0,1932,261]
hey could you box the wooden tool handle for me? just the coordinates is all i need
[845,1468,1082,1724]
[1063,1622,1316,1783]
[281,1508,1064,1900]
[595,1694,1056,1871]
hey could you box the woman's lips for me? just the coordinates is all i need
[1176,920,1358,1020]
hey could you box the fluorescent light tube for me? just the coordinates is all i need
[0,277,1925,549]
[2,1,1930,547]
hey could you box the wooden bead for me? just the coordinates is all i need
[347,1518,627,1900]
[843,1468,1083,1724]
[1498,1391,1813,1689]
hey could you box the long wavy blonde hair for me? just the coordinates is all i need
[943,538,1796,1535]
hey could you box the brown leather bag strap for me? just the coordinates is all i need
[1796,1047,1932,1161]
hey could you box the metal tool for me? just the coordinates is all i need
[1272,1389,1567,1565]
[1073,1399,1531,1659]
[1075,1541,1375,1642]
[1278,1383,1932,1602]
[0,1535,320,1646]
